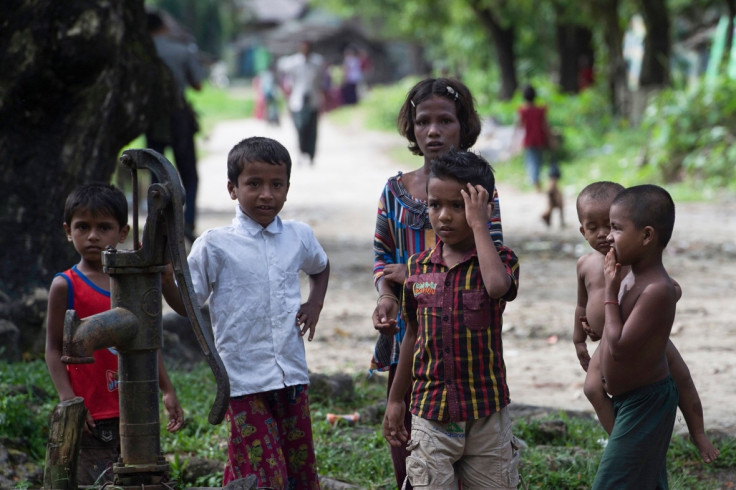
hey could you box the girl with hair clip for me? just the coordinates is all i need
[371,77,504,489]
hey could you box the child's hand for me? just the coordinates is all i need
[162,390,184,432]
[83,412,96,434]
[383,400,409,447]
[461,183,493,231]
[296,301,322,341]
[574,341,591,371]
[603,247,623,296]
[382,263,408,286]
[373,300,399,335]
[581,316,601,341]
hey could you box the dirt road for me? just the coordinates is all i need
[194,114,736,437]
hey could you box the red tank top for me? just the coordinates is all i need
[519,105,548,148]
[58,265,119,420]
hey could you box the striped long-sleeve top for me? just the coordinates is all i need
[371,172,503,371]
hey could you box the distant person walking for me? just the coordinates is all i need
[278,41,325,165]
[515,84,563,226]
[145,10,205,243]
[341,45,363,105]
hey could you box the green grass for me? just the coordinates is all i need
[4,359,736,489]
[188,82,255,133]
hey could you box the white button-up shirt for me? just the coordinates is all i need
[187,206,328,396]
[277,51,325,112]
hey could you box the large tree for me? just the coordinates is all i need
[637,0,671,87]
[588,0,630,116]
[465,0,518,100]
[0,0,177,298]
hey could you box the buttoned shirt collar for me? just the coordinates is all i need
[233,204,283,236]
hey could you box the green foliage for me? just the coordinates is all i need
[188,83,255,133]
[0,360,57,460]
[310,375,395,488]
[514,412,604,488]
[352,70,736,201]
[642,78,736,190]
[355,77,422,132]
[4,360,736,489]
[514,411,735,490]
[473,76,613,154]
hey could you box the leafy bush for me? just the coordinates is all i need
[3,360,736,489]
[0,360,57,461]
[642,78,736,188]
[356,77,423,133]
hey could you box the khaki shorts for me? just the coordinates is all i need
[404,407,520,489]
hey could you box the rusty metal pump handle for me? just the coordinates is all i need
[120,149,230,425]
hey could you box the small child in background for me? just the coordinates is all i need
[574,181,719,464]
[515,84,563,227]
[45,183,183,485]
[166,136,330,488]
[383,149,520,489]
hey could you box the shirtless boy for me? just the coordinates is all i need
[575,182,718,465]
[592,184,701,488]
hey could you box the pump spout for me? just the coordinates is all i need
[61,307,138,364]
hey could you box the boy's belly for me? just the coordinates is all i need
[585,289,606,338]
[599,339,670,396]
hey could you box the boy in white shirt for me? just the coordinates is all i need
[167,136,329,488]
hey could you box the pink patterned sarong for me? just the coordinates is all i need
[223,385,320,489]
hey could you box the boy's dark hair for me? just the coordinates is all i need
[576,181,625,220]
[522,84,536,102]
[227,136,292,184]
[612,184,675,248]
[397,78,481,156]
[429,149,495,202]
[64,183,128,228]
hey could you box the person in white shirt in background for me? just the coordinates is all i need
[277,41,325,166]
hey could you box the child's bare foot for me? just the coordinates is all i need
[692,432,720,463]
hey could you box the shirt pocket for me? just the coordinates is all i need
[461,290,491,330]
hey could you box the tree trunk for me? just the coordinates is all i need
[556,23,594,93]
[0,0,178,299]
[466,0,518,100]
[724,0,736,71]
[594,0,629,116]
[43,397,87,489]
[637,0,670,87]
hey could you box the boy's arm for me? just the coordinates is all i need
[383,316,416,447]
[603,248,675,360]
[463,184,511,298]
[296,260,330,341]
[45,275,96,432]
[573,259,591,371]
[373,193,402,334]
[161,264,187,316]
[157,352,184,432]
[45,276,76,401]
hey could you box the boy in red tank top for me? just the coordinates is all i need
[45,183,184,485]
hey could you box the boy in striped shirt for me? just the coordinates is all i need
[383,149,520,489]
